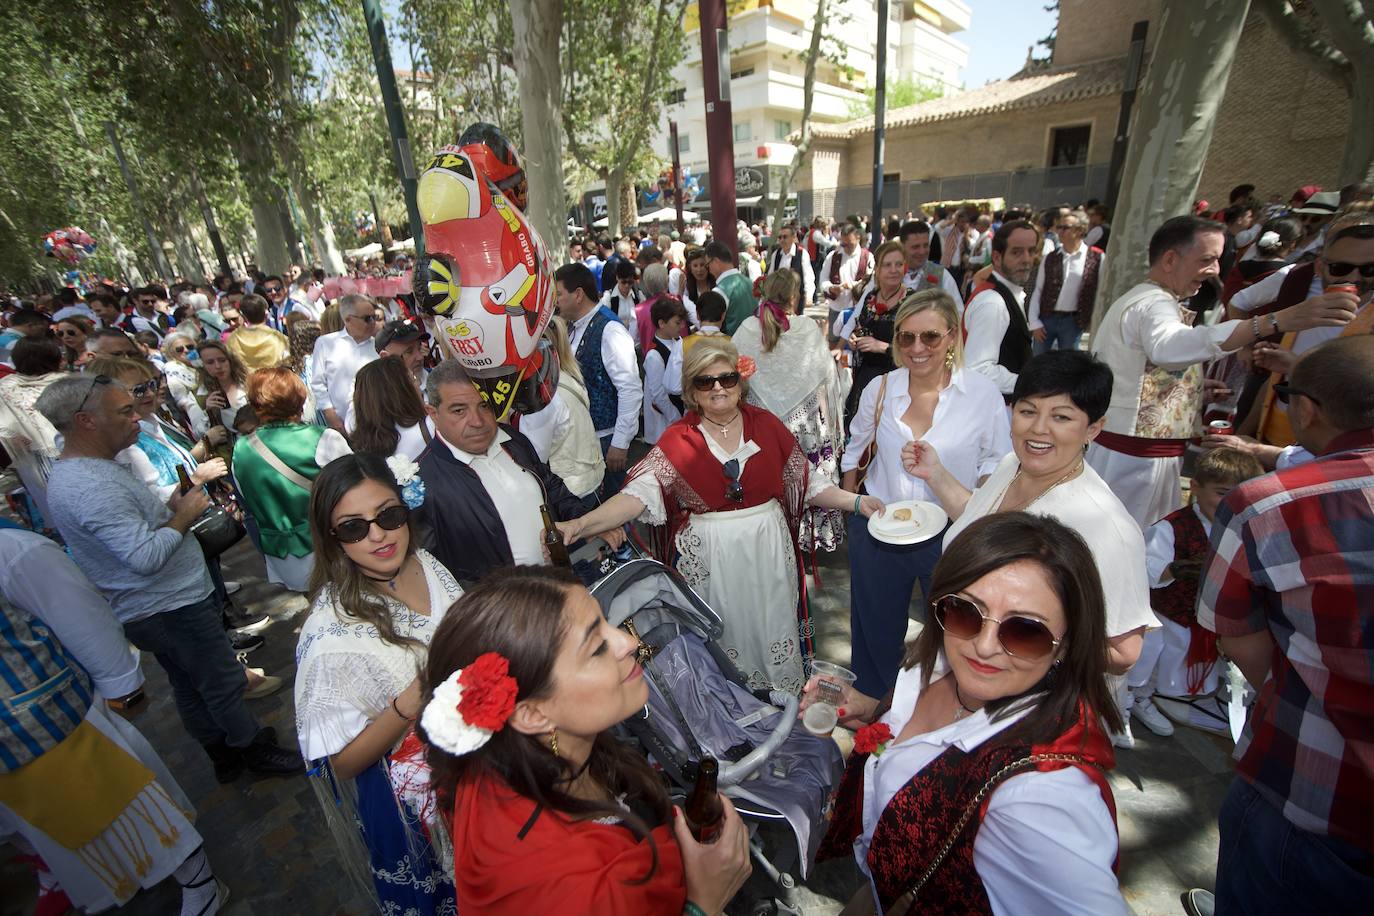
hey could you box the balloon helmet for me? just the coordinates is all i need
[458,122,528,213]
[413,146,556,420]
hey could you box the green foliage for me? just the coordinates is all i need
[845,76,946,119]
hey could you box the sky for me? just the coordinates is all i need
[957,0,1060,88]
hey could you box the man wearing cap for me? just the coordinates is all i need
[1287,190,1339,264]
[309,294,379,434]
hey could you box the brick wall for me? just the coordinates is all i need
[1054,0,1161,68]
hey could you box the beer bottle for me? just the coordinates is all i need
[683,756,725,844]
[176,465,194,496]
[540,504,572,568]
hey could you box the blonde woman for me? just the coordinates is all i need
[733,269,847,552]
[518,316,606,503]
[839,288,1011,700]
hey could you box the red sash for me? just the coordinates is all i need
[1094,428,1192,458]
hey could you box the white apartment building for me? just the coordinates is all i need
[639,0,969,223]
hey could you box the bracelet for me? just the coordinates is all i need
[391,696,415,722]
[683,902,708,916]
[853,494,862,514]
[1251,315,1261,339]
[1269,313,1281,334]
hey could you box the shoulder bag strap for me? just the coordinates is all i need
[246,431,314,491]
[855,373,889,477]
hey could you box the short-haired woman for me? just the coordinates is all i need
[814,512,1126,915]
[350,356,435,462]
[840,288,1011,700]
[232,368,351,592]
[295,453,460,914]
[733,268,847,552]
[420,565,751,913]
[559,337,879,692]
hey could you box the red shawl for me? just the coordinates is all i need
[628,402,809,564]
[449,772,686,915]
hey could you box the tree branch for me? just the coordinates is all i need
[1255,0,1353,91]
[1307,0,1374,63]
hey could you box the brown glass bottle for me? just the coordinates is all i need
[683,756,724,844]
[176,465,194,495]
[540,504,572,568]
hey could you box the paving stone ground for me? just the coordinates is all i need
[2,508,1231,916]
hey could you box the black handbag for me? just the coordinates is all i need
[189,483,246,559]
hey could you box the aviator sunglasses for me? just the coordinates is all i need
[932,593,1063,660]
[332,505,410,544]
[895,328,950,348]
[692,371,741,392]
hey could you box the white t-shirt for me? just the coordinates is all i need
[943,454,1157,639]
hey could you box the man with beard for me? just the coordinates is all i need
[962,219,1039,398]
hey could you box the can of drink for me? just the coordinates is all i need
[1329,284,1359,296]
[1209,419,1234,437]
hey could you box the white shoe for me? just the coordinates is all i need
[1133,697,1175,736]
[1110,721,1135,749]
[243,667,285,700]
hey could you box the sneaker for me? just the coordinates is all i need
[228,630,264,654]
[203,741,244,784]
[1109,721,1136,750]
[1155,694,1231,737]
[241,729,304,778]
[243,668,285,700]
[223,580,242,596]
[1181,888,1214,916]
[222,605,271,635]
[1133,697,1175,736]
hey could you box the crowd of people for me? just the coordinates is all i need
[0,174,1370,916]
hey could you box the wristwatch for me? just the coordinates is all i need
[106,688,147,711]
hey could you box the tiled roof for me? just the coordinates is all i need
[811,57,1127,140]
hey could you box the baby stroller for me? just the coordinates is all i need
[590,558,845,915]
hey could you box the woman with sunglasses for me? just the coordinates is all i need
[840,288,1011,701]
[295,453,460,915]
[54,315,94,370]
[558,337,878,693]
[733,267,847,553]
[811,512,1125,915]
[159,331,211,436]
[232,368,351,592]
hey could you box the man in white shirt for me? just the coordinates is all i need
[1028,209,1104,355]
[963,220,1039,398]
[1088,215,1356,527]
[555,262,642,497]
[898,221,963,303]
[598,259,643,344]
[309,293,379,433]
[1084,204,1111,250]
[766,223,815,307]
[819,223,871,339]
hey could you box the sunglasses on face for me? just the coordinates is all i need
[723,458,743,503]
[263,286,283,295]
[932,593,1063,660]
[348,313,379,324]
[691,371,741,392]
[1273,381,1321,406]
[332,504,410,544]
[1326,261,1374,279]
[895,329,950,348]
[130,379,160,398]
[171,345,190,354]
[56,328,82,337]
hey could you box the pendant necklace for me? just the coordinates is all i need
[710,411,741,437]
[364,557,409,591]
[953,681,976,722]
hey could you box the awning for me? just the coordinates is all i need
[736,196,763,206]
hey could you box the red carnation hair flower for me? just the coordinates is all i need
[457,652,519,732]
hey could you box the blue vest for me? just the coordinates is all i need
[576,306,621,432]
[0,593,93,772]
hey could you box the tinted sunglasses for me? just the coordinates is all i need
[723,458,743,503]
[77,374,112,413]
[349,313,379,324]
[692,371,741,392]
[932,593,1062,660]
[332,504,410,544]
[130,379,160,398]
[262,286,284,294]
[1273,381,1321,406]
[56,327,83,338]
[1325,261,1374,279]
[895,329,950,348]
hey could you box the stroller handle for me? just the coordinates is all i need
[717,691,800,787]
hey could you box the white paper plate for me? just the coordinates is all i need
[867,499,948,546]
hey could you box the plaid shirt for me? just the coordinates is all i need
[1197,427,1374,851]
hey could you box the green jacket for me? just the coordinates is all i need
[232,422,327,558]
[718,270,758,336]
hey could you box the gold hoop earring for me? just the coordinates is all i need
[548,728,559,758]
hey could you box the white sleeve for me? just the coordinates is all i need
[940,269,963,312]
[309,338,333,410]
[1027,259,1048,331]
[801,252,815,302]
[664,344,685,396]
[819,252,837,300]
[294,651,390,761]
[601,324,644,449]
[682,295,699,330]
[315,429,354,466]
[4,535,144,698]
[118,445,177,503]
[746,258,763,282]
[1127,300,1236,369]
[1229,265,1293,313]
[974,768,1127,916]
[668,267,685,297]
[620,467,667,525]
[978,392,1013,479]
[518,399,558,462]
[1144,519,1177,587]
[839,376,882,473]
[962,292,1017,395]
[643,350,674,418]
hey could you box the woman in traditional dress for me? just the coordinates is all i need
[0,338,67,529]
[838,240,908,429]
[419,565,751,914]
[733,268,846,554]
[558,337,881,693]
[295,453,460,915]
[232,368,351,592]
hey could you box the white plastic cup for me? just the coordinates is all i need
[811,660,857,708]
[803,702,839,737]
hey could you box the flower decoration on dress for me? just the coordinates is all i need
[926,273,939,286]
[752,275,766,299]
[420,652,520,756]
[853,721,894,757]
[386,454,426,509]
[737,355,757,381]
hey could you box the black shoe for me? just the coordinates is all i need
[228,630,264,654]
[204,740,245,784]
[222,606,271,636]
[241,729,304,778]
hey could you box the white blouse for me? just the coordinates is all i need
[859,661,1126,916]
[840,367,1011,505]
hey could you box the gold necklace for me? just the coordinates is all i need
[1000,460,1083,513]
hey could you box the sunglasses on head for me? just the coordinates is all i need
[332,504,410,544]
[723,458,743,503]
[1326,261,1374,279]
[77,374,112,414]
[1273,381,1321,406]
[692,371,741,392]
[932,593,1062,660]
[895,328,950,348]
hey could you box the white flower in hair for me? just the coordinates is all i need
[386,454,426,509]
[420,652,519,757]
